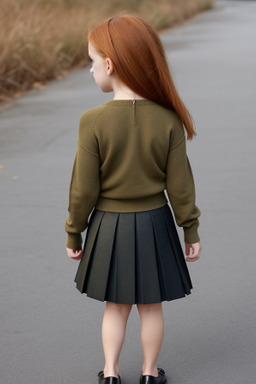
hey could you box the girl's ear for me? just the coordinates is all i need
[106,57,114,76]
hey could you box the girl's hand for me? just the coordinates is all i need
[185,242,201,262]
[66,247,83,260]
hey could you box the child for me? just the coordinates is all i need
[65,14,201,384]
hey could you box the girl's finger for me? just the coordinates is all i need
[185,243,190,255]
[186,254,199,262]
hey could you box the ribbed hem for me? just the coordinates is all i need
[66,233,82,249]
[183,222,200,244]
[95,193,167,213]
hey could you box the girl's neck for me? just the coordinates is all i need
[112,77,145,100]
[114,91,145,100]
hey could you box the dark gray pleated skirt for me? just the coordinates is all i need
[74,204,192,304]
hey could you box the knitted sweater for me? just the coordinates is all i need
[65,99,200,248]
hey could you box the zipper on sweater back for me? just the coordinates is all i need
[133,99,136,125]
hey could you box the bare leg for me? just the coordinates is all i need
[137,303,164,377]
[102,302,132,378]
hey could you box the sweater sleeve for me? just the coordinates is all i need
[65,113,100,249]
[166,119,200,244]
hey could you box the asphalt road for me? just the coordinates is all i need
[1,1,256,383]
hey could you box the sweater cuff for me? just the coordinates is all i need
[183,222,200,244]
[66,233,82,249]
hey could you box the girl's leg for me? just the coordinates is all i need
[137,303,164,377]
[102,302,132,378]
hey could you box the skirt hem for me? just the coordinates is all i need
[75,282,192,305]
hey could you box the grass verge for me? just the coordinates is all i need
[0,0,213,102]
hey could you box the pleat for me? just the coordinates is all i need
[75,209,104,293]
[135,211,162,304]
[105,213,136,304]
[161,205,193,294]
[85,212,119,301]
[150,206,190,301]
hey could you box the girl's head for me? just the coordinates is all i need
[88,14,196,139]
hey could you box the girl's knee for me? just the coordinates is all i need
[106,302,132,316]
[137,303,162,314]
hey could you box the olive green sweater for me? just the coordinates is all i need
[65,100,200,248]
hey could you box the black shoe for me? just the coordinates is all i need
[140,368,167,384]
[98,371,121,384]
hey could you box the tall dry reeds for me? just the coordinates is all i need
[0,0,213,101]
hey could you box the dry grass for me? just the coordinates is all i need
[0,0,213,101]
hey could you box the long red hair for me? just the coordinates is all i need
[88,14,196,139]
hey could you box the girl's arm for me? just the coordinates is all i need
[166,133,201,247]
[65,143,100,250]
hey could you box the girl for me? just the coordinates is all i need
[65,14,201,384]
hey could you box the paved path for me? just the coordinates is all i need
[1,1,256,383]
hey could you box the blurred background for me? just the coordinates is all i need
[0,0,213,102]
